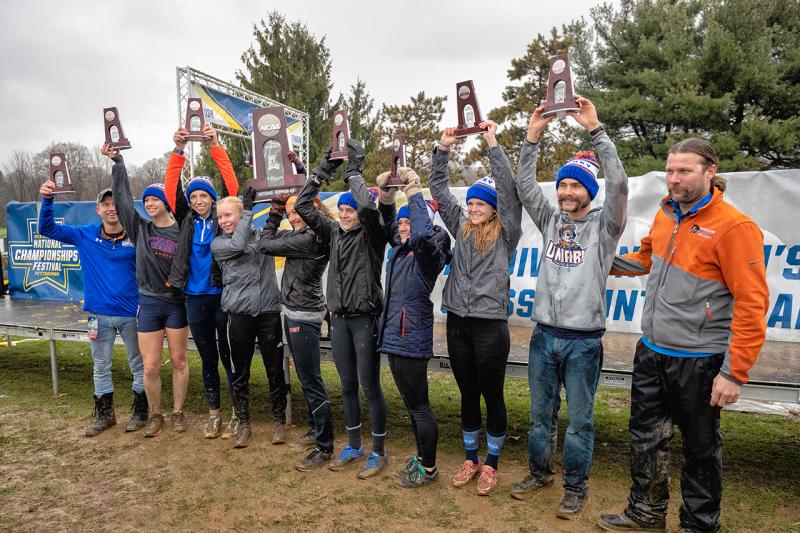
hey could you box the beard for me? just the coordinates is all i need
[668,183,706,204]
[558,195,590,213]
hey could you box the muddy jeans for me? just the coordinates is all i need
[625,340,723,533]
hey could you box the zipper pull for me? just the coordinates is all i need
[705,301,713,320]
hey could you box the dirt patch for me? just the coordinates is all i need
[0,408,681,533]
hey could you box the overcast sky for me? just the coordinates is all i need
[0,0,603,168]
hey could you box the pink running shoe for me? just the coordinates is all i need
[477,465,499,496]
[452,459,483,488]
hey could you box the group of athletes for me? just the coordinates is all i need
[38,95,768,532]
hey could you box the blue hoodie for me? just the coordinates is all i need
[37,196,138,317]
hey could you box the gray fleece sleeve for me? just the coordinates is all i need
[593,130,628,239]
[514,140,556,232]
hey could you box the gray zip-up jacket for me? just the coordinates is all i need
[429,145,523,320]
[210,211,281,316]
[515,130,628,330]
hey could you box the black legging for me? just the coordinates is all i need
[446,312,510,436]
[226,312,287,425]
[186,293,232,410]
[330,313,387,447]
[388,354,438,468]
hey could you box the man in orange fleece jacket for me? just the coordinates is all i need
[598,139,769,533]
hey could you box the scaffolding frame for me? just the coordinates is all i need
[175,66,310,183]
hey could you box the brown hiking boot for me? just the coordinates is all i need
[144,414,164,438]
[85,393,116,437]
[272,422,286,444]
[234,424,252,448]
[171,411,187,433]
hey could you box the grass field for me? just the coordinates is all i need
[1,339,799,532]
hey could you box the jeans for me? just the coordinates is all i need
[527,327,603,493]
[226,312,287,424]
[625,340,723,533]
[186,293,232,410]
[445,313,510,438]
[90,314,143,396]
[330,313,387,445]
[388,354,438,468]
[285,318,333,453]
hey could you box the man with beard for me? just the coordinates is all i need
[510,97,629,519]
[598,139,768,533]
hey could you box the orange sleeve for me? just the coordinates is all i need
[611,232,654,276]
[210,145,239,197]
[163,151,185,213]
[715,221,769,384]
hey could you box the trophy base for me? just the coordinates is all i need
[246,175,306,203]
[109,141,132,150]
[542,104,580,117]
[52,189,76,195]
[185,134,212,142]
[329,149,348,161]
[385,177,404,188]
[454,125,488,138]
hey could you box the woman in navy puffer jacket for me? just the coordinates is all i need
[376,166,451,489]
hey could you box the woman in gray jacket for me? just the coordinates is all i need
[210,193,287,448]
[429,120,522,496]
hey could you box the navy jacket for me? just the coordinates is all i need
[377,193,452,358]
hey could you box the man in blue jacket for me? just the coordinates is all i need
[38,180,146,436]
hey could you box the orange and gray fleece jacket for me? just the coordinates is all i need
[611,187,769,384]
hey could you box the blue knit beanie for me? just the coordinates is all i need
[185,176,218,201]
[397,200,437,222]
[337,188,376,211]
[466,176,497,209]
[556,151,600,200]
[142,183,170,211]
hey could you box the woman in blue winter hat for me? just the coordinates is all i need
[429,120,523,496]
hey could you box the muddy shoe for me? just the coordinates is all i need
[597,511,666,532]
[452,459,482,488]
[125,391,148,432]
[510,474,554,501]
[328,445,365,471]
[85,393,116,437]
[271,422,287,444]
[296,447,333,472]
[221,416,239,439]
[290,429,316,450]
[203,415,222,439]
[476,465,499,496]
[395,462,438,489]
[144,414,164,438]
[171,411,188,433]
[234,424,252,448]
[556,488,587,519]
[357,451,388,479]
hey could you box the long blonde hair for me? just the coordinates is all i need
[462,213,502,256]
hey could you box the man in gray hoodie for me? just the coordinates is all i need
[509,97,628,518]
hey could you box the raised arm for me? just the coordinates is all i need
[515,108,557,230]
[106,145,140,241]
[483,121,522,246]
[375,171,399,244]
[258,208,322,258]
[206,124,239,198]
[295,148,341,244]
[428,128,465,237]
[407,191,451,275]
[342,139,386,251]
[211,211,253,262]
[37,182,81,245]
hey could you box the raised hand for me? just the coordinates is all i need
[527,106,555,143]
[174,128,189,150]
[202,123,219,147]
[566,95,601,132]
[39,180,56,199]
[480,120,499,148]
[270,192,289,216]
[439,127,460,149]
[100,143,120,160]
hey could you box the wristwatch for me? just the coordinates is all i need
[589,125,605,136]
[173,148,185,156]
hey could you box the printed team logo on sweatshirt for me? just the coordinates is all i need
[545,223,586,268]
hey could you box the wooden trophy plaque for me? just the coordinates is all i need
[542,53,579,117]
[246,106,305,203]
[184,98,211,141]
[49,152,74,194]
[454,80,488,137]
[386,134,406,188]
[329,109,350,160]
[102,107,131,150]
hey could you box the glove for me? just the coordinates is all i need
[310,148,343,186]
[241,186,257,211]
[343,139,365,183]
[270,193,289,217]
[375,171,397,205]
[399,167,422,198]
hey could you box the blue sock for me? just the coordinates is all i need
[463,428,480,463]
[485,433,505,470]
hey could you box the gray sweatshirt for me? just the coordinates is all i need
[210,211,281,316]
[514,130,628,330]
[429,145,523,321]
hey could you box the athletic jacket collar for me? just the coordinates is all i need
[660,187,722,223]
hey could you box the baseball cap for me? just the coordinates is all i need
[96,188,113,204]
